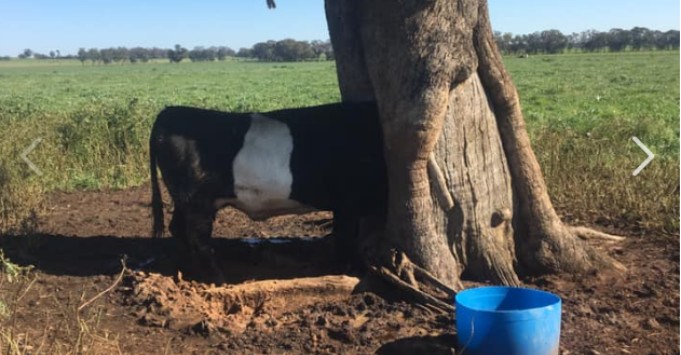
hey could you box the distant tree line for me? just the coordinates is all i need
[15,39,334,64]
[494,27,680,55]
[11,27,678,63]
[166,39,334,63]
[244,39,334,61]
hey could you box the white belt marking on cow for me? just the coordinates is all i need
[230,113,310,219]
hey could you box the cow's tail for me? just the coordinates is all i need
[150,127,164,238]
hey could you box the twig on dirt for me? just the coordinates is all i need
[77,258,127,312]
[35,322,50,355]
[570,226,625,242]
[17,275,38,303]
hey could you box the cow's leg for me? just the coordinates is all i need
[333,209,361,267]
[184,202,224,283]
[169,205,188,247]
[169,204,203,275]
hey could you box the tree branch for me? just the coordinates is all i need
[78,258,127,312]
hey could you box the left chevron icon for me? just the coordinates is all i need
[20,138,43,176]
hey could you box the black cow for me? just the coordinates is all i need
[149,102,386,275]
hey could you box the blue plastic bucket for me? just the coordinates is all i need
[455,286,562,355]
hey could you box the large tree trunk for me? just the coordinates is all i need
[325,0,623,292]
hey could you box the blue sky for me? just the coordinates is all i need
[0,1,678,57]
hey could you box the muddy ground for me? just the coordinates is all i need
[0,186,678,354]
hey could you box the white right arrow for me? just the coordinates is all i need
[632,136,654,176]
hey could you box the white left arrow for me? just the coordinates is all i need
[632,136,654,176]
[21,138,43,176]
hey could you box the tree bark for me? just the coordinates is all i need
[324,0,623,292]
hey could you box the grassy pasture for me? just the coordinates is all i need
[510,51,679,233]
[0,52,678,233]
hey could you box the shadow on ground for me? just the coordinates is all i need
[376,334,458,354]
[0,233,345,283]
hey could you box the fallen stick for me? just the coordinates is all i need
[78,258,127,312]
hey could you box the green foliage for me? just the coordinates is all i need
[0,52,677,233]
[0,250,32,284]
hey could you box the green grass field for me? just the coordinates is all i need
[0,52,678,233]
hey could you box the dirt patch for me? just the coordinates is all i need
[38,185,332,239]
[0,186,678,354]
[122,271,453,353]
[126,272,360,335]
[548,236,680,353]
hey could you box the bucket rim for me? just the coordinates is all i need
[455,286,561,314]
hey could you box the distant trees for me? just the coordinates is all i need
[87,48,100,64]
[216,46,235,60]
[9,26,678,64]
[494,27,680,55]
[128,47,150,63]
[167,44,188,63]
[274,39,315,61]
[77,48,87,64]
[18,49,33,59]
[75,46,163,65]
[310,40,334,60]
[186,46,235,62]
[236,47,253,58]
[249,39,330,61]
[99,48,114,64]
[19,48,69,60]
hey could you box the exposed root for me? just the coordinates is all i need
[570,226,626,242]
[565,226,628,272]
[368,250,455,313]
[369,266,454,313]
[537,226,629,274]
[392,251,458,297]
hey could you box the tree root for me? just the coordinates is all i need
[368,250,456,313]
[570,226,626,242]
[525,225,629,275]
[568,226,628,272]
